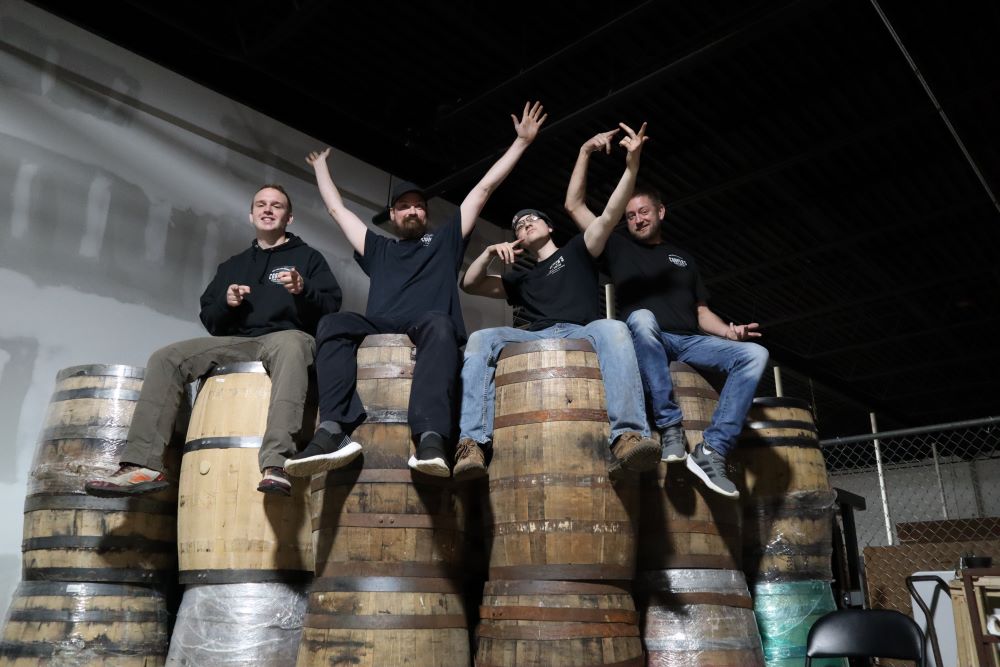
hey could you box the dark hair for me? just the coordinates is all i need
[629,186,663,209]
[252,184,293,215]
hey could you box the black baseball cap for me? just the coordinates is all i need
[389,180,427,207]
[511,208,553,230]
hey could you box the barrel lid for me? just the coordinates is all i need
[499,338,595,359]
[204,361,266,377]
[359,334,415,348]
[752,396,812,411]
[56,364,145,381]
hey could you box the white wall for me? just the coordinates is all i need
[0,0,509,614]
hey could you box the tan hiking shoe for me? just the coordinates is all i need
[453,438,487,482]
[609,432,661,478]
[85,463,169,497]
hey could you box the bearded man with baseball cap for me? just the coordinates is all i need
[454,122,659,482]
[292,102,546,478]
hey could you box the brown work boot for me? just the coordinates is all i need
[609,432,661,479]
[84,463,169,497]
[453,438,487,482]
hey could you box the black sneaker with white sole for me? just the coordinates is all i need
[284,429,362,477]
[408,432,450,478]
[685,441,739,498]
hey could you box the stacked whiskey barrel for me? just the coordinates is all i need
[167,362,312,665]
[732,397,840,667]
[298,335,470,667]
[1,365,173,665]
[475,340,644,667]
[637,362,765,666]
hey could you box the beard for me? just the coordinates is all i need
[395,215,426,240]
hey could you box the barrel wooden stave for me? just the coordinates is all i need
[488,341,637,581]
[476,580,643,667]
[668,361,719,450]
[22,365,177,583]
[301,335,471,667]
[733,399,835,583]
[298,581,468,667]
[178,365,313,582]
[639,569,764,667]
[639,463,742,571]
[0,580,168,666]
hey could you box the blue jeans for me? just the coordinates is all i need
[626,309,768,457]
[459,320,650,447]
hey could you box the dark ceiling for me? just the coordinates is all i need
[29,0,1000,437]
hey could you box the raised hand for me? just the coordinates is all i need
[619,122,649,166]
[582,128,621,155]
[305,148,331,167]
[276,268,304,295]
[727,322,762,341]
[488,239,523,265]
[512,101,547,143]
[226,284,251,307]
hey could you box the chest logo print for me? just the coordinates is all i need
[546,256,566,277]
[268,266,295,284]
[420,233,433,247]
[667,254,688,268]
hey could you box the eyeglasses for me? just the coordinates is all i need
[513,214,543,233]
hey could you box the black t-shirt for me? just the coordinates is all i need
[355,213,471,339]
[603,228,709,334]
[502,235,600,331]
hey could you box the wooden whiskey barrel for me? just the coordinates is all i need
[639,363,742,571]
[178,362,313,583]
[733,397,835,583]
[300,335,469,667]
[638,569,765,667]
[0,580,169,666]
[476,579,643,667]
[487,339,638,581]
[22,364,177,583]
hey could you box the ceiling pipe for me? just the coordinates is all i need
[869,0,1000,217]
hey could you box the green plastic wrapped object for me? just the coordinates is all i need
[753,580,845,667]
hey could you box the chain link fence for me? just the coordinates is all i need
[819,416,1000,622]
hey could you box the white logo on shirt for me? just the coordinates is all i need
[268,266,295,284]
[546,256,566,277]
[668,254,688,267]
[420,233,433,247]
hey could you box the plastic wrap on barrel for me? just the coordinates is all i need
[166,582,308,665]
[752,580,843,667]
[0,580,169,663]
[642,569,764,666]
[746,489,837,583]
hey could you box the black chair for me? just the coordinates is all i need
[805,608,925,666]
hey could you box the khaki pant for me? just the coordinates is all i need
[121,330,315,472]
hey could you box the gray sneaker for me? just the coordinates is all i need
[660,424,687,462]
[685,442,739,498]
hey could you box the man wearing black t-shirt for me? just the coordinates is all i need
[455,122,659,482]
[565,129,768,498]
[289,102,547,479]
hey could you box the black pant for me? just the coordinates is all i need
[314,310,460,438]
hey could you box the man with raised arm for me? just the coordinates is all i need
[86,184,343,498]
[290,102,547,478]
[454,122,659,482]
[564,130,768,498]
